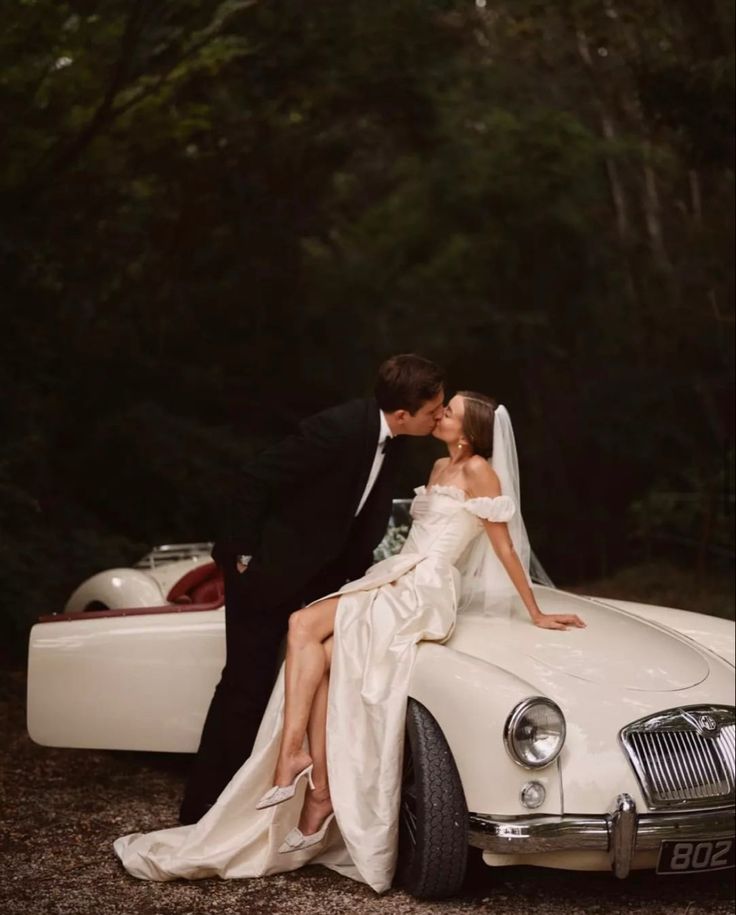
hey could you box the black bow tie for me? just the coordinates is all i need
[381,436,394,454]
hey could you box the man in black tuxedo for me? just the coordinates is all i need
[179,354,445,824]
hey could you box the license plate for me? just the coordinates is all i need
[657,838,735,874]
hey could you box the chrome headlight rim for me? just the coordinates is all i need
[504,697,567,770]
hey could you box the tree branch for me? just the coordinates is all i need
[38,0,149,183]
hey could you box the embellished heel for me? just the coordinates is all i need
[255,764,314,810]
[279,812,335,854]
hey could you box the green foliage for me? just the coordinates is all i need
[0,0,733,655]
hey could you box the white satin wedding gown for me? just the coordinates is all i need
[114,484,516,893]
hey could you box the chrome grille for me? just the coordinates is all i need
[620,707,736,810]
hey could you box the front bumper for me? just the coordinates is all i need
[469,794,735,878]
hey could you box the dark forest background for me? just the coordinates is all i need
[1,0,734,658]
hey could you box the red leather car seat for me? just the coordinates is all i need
[167,562,224,606]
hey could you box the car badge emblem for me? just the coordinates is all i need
[698,714,718,734]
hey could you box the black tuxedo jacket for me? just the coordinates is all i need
[212,398,406,605]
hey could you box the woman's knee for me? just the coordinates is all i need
[287,608,316,646]
[287,598,337,647]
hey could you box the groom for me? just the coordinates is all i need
[180,354,445,824]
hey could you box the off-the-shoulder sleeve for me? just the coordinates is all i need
[464,495,516,522]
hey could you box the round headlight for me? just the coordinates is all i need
[504,698,566,769]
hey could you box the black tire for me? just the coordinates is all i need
[395,697,468,899]
[83,601,109,612]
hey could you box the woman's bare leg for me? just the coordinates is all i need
[298,637,334,834]
[273,597,339,787]
[305,636,332,788]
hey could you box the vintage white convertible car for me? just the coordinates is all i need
[61,541,224,614]
[27,503,735,898]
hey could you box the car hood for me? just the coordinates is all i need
[447,587,711,692]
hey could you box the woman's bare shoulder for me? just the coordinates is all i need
[464,456,501,495]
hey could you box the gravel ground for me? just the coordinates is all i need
[1,666,733,915]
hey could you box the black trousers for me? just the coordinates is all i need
[178,551,353,825]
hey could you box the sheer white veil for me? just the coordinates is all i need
[457,404,552,615]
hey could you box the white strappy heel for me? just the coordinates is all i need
[255,764,315,810]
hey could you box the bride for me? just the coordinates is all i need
[114,392,585,893]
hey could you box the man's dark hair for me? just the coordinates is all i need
[375,354,445,415]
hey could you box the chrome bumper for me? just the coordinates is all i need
[469,794,735,879]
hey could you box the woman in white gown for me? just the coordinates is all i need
[114,393,584,893]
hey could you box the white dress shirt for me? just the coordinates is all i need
[355,411,393,516]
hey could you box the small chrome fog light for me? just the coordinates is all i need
[520,781,546,809]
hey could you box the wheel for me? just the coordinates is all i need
[83,601,109,612]
[396,697,468,898]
